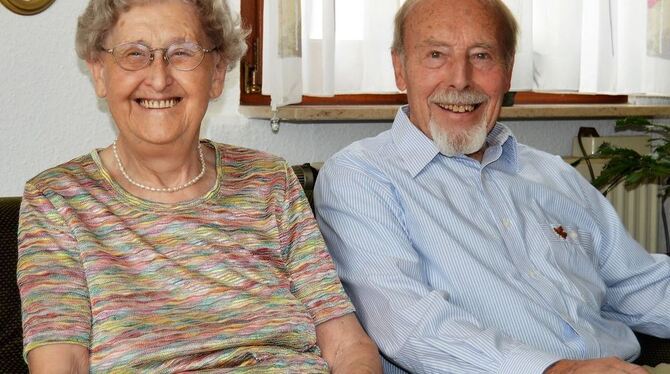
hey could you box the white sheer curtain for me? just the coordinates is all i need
[262,0,401,106]
[262,0,303,109]
[503,0,534,90]
[262,0,670,107]
[301,0,403,95]
[525,0,670,95]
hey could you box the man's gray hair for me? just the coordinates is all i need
[391,0,518,67]
[75,0,248,71]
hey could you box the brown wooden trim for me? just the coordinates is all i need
[513,92,628,105]
[241,93,407,106]
[240,0,263,100]
[298,94,407,105]
[238,3,629,107]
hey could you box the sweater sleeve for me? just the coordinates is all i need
[17,183,91,360]
[277,162,355,325]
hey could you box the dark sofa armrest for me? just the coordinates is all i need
[291,163,320,211]
[0,196,28,373]
[634,331,670,367]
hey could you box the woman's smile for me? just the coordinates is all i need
[135,97,182,109]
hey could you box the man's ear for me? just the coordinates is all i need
[86,57,108,98]
[504,55,515,92]
[392,51,407,92]
[209,55,228,99]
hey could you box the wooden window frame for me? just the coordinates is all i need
[239,0,627,107]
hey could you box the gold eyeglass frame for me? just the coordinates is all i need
[1,0,55,15]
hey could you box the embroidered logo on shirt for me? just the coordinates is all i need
[553,225,568,239]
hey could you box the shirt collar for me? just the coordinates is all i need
[392,105,520,177]
[483,122,520,173]
[482,122,520,173]
[391,106,441,178]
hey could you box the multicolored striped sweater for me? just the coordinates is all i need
[18,140,354,372]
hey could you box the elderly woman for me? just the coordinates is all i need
[17,0,381,372]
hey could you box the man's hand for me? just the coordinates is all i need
[544,357,649,374]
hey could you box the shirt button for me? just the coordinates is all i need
[528,270,540,279]
[502,218,512,229]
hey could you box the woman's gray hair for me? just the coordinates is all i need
[391,0,518,68]
[75,0,248,71]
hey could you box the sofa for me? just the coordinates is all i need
[2,164,670,370]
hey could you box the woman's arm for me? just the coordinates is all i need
[316,313,382,374]
[19,186,92,373]
[28,344,89,374]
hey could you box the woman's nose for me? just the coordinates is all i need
[145,51,172,90]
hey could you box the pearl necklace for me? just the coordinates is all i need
[112,140,206,193]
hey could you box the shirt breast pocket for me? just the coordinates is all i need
[538,223,604,305]
[539,223,593,260]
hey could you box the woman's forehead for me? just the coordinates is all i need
[106,1,206,44]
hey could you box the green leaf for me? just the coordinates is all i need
[573,117,670,196]
[615,117,670,138]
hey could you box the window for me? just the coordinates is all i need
[240,0,407,106]
[240,0,670,108]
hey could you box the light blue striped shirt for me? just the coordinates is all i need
[314,106,670,373]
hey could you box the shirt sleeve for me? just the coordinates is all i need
[17,183,91,359]
[277,162,355,325]
[314,158,561,373]
[571,166,670,337]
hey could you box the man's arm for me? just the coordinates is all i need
[570,167,670,337]
[316,313,382,374]
[314,159,561,373]
[544,358,648,374]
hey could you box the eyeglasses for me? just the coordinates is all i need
[101,42,216,71]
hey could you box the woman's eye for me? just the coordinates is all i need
[120,48,146,58]
[124,51,145,60]
[172,50,188,57]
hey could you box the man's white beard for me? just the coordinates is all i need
[429,115,488,156]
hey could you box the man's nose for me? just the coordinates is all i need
[444,58,471,91]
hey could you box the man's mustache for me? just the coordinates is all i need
[429,88,488,105]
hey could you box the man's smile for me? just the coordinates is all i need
[435,103,479,113]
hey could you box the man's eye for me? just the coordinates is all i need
[473,52,491,60]
[430,51,442,58]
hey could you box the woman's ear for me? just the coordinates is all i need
[86,57,108,98]
[209,55,228,99]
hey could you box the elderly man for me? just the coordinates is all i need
[314,0,670,373]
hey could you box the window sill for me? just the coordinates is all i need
[239,104,670,122]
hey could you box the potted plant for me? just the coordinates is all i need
[574,117,670,254]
